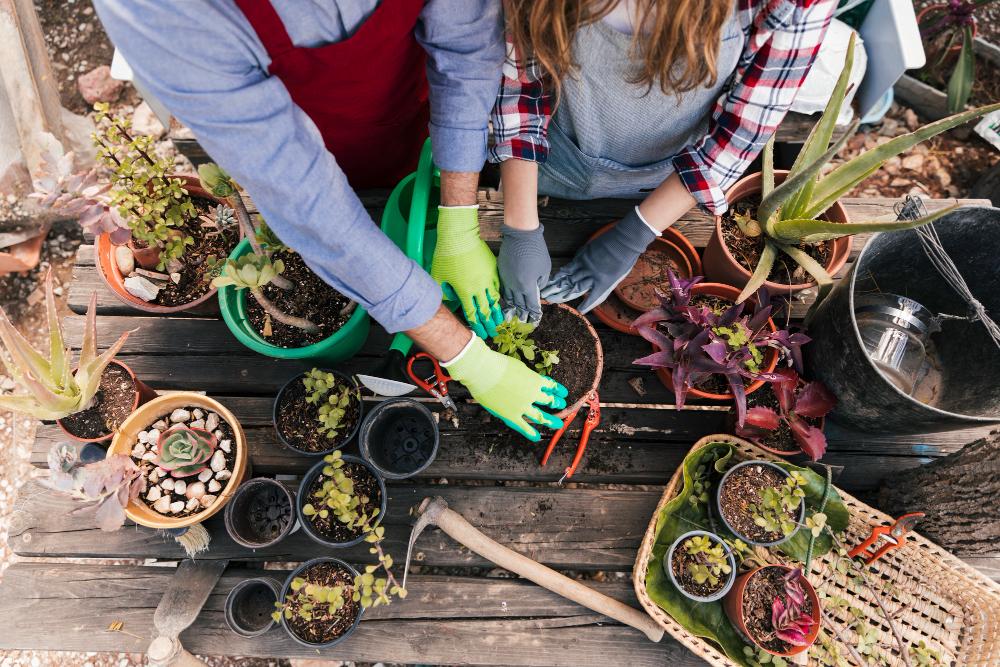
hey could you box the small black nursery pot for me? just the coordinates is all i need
[296,454,387,549]
[225,576,282,637]
[359,398,439,479]
[224,478,296,549]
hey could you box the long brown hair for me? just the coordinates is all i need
[506,0,734,99]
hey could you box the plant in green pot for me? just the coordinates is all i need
[702,33,1000,304]
[201,163,369,363]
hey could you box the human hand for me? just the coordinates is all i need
[498,223,551,324]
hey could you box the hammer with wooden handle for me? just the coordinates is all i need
[405,496,664,642]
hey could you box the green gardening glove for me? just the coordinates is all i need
[431,205,504,338]
[443,335,568,442]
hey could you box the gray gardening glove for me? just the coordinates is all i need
[498,223,551,324]
[541,206,657,313]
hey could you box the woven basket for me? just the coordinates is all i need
[633,434,1000,666]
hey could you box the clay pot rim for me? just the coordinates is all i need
[727,564,822,657]
[273,369,364,456]
[712,170,852,293]
[56,359,155,444]
[96,175,236,313]
[716,460,806,547]
[278,557,365,648]
[542,301,604,419]
[652,282,779,402]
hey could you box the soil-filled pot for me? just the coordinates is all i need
[716,460,804,547]
[723,565,821,657]
[359,398,438,479]
[224,478,296,549]
[96,175,240,314]
[273,369,363,455]
[278,557,364,648]
[217,239,370,364]
[589,221,702,335]
[806,206,1000,433]
[225,576,282,637]
[107,393,248,530]
[296,455,387,549]
[56,360,157,443]
[664,530,736,602]
[650,283,779,402]
[703,171,852,295]
[732,378,826,458]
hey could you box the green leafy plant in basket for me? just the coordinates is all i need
[732,33,1000,308]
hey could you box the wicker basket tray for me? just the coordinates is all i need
[633,434,1000,666]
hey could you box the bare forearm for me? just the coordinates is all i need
[638,172,696,232]
[406,304,474,362]
[500,159,540,230]
[439,171,480,207]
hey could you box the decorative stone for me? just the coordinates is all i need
[141,452,157,462]
[77,65,123,104]
[201,495,216,508]
[215,470,232,481]
[173,480,187,496]
[192,409,204,420]
[213,430,225,440]
[169,409,191,423]
[219,440,231,454]
[205,413,220,431]
[185,481,205,500]
[210,450,226,472]
[146,429,161,443]
[188,419,206,429]
[146,486,162,502]
[169,501,185,514]
[137,431,149,444]
[148,469,160,483]
[197,469,213,483]
[152,420,168,431]
[123,275,161,302]
[170,273,181,285]
[114,245,135,276]
[134,268,171,282]
[131,101,166,139]
[185,498,201,512]
[153,496,171,513]
[131,443,145,457]
[155,467,168,477]
[207,480,221,493]
[161,478,175,491]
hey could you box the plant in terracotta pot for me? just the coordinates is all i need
[702,34,1000,305]
[273,368,363,455]
[632,270,807,426]
[664,530,737,602]
[0,272,153,442]
[716,460,806,547]
[297,450,387,548]
[735,369,837,461]
[725,566,820,658]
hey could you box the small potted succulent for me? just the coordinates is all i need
[358,398,439,479]
[273,368,363,455]
[224,478,296,549]
[716,460,806,547]
[224,576,283,638]
[632,270,808,425]
[297,450,387,548]
[724,566,820,657]
[663,530,736,602]
[734,368,837,461]
[0,272,154,442]
[106,393,248,529]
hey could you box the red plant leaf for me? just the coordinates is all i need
[794,380,837,419]
[776,626,809,646]
[745,406,781,431]
[789,418,828,461]
[771,367,799,413]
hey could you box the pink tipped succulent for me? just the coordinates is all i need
[155,425,217,477]
[737,368,836,460]
[770,569,816,646]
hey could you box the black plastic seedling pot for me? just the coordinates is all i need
[278,557,364,649]
[296,454,388,549]
[224,576,282,637]
[806,207,1000,433]
[359,398,439,479]
[224,478,296,549]
[273,369,364,456]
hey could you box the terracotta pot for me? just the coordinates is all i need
[651,282,779,401]
[0,223,51,276]
[127,240,161,271]
[615,237,693,312]
[702,171,852,295]
[106,393,248,530]
[547,301,603,419]
[730,377,826,459]
[723,565,821,657]
[917,4,978,53]
[589,221,702,335]
[97,175,233,314]
[56,360,157,444]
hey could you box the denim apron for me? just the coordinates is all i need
[538,9,745,199]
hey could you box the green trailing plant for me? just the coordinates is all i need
[155,425,218,477]
[492,319,561,376]
[300,451,406,608]
[92,102,196,269]
[732,33,1000,307]
[0,272,130,420]
[302,369,358,439]
[748,470,807,538]
[910,640,943,666]
[43,441,144,531]
[681,534,732,587]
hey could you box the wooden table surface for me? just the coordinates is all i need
[3,190,997,666]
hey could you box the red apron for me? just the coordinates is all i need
[233,0,430,188]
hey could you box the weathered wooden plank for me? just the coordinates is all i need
[0,563,700,666]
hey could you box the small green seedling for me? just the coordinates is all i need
[749,471,807,537]
[302,369,358,439]
[492,319,560,376]
[682,534,731,587]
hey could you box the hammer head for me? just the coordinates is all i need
[404,496,448,589]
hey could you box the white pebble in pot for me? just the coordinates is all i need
[161,478,175,491]
[131,443,145,457]
[197,469,213,483]
[207,480,221,493]
[205,413,220,431]
[215,470,232,481]
[174,480,187,496]
[137,431,149,444]
[188,419,206,429]
[193,409,204,420]
[201,494,216,508]
[185,498,200,512]
[210,450,226,472]
[169,501,185,514]
[147,486,162,502]
[152,420,167,431]
[186,481,206,500]
[153,496,171,513]
[169,409,191,423]
[219,440,231,454]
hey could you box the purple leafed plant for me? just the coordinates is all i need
[771,568,816,647]
[43,441,145,531]
[632,270,809,427]
[736,368,837,461]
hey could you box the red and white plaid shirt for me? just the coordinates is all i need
[489,0,837,214]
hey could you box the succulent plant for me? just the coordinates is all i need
[214,204,236,228]
[771,568,816,647]
[197,163,238,199]
[0,272,130,420]
[682,534,731,587]
[43,441,144,531]
[156,425,218,477]
[303,369,358,439]
[749,470,807,537]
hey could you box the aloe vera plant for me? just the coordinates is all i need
[0,272,130,420]
[733,33,1000,306]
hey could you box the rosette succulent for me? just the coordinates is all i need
[156,425,217,477]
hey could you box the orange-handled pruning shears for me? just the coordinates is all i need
[406,352,458,411]
[848,512,925,565]
[541,391,600,483]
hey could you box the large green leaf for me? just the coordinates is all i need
[736,241,777,304]
[761,135,775,200]
[770,205,957,243]
[773,461,850,562]
[774,242,834,303]
[946,27,976,114]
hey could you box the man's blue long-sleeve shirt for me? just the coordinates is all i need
[92,0,503,333]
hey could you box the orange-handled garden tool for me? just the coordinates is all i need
[406,352,458,411]
[849,512,925,564]
[541,391,599,482]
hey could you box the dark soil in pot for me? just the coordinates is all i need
[284,561,361,645]
[721,196,831,285]
[275,373,362,454]
[303,462,382,543]
[527,303,599,408]
[58,363,136,439]
[743,387,821,454]
[670,536,728,599]
[246,250,354,347]
[743,567,814,654]
[718,463,795,544]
